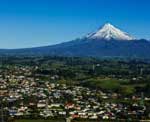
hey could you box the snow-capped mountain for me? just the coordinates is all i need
[87,23,134,41]
[0,23,150,58]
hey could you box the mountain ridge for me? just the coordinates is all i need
[0,23,150,58]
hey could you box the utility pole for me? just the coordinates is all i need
[140,92,144,106]
[46,98,49,111]
[140,68,143,76]
[92,64,95,72]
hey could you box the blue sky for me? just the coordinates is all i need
[0,0,150,48]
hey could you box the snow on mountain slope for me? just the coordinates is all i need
[87,23,134,41]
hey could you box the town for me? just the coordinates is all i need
[0,56,150,122]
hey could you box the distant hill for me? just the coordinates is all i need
[0,23,150,58]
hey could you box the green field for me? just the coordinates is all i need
[14,119,109,122]
[14,120,100,122]
[15,119,65,122]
